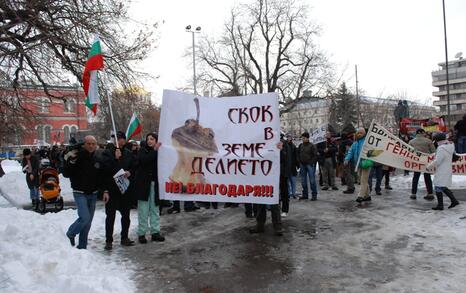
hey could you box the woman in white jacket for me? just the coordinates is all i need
[427,133,459,210]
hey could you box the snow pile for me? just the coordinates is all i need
[1,159,22,173]
[0,208,135,293]
[0,162,73,207]
[390,174,466,190]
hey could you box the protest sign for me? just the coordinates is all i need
[361,121,466,174]
[311,124,327,144]
[158,90,280,204]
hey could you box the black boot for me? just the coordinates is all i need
[151,233,165,242]
[432,192,444,210]
[443,188,460,209]
[249,223,265,234]
[138,235,148,244]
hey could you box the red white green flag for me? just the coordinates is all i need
[82,36,104,114]
[125,112,142,140]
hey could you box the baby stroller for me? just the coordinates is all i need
[37,167,64,213]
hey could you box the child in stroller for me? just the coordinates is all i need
[37,167,64,213]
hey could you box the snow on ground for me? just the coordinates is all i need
[0,207,136,293]
[0,160,73,207]
[390,173,466,191]
[0,160,136,293]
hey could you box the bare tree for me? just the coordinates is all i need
[0,0,157,143]
[0,0,157,109]
[196,0,333,104]
[90,87,161,142]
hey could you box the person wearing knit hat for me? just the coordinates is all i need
[427,133,459,210]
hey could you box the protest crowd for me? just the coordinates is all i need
[17,113,464,251]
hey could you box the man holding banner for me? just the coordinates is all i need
[408,129,435,200]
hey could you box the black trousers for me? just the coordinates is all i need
[245,203,257,216]
[105,204,130,242]
[411,172,433,195]
[280,175,289,213]
[256,204,281,227]
[382,170,390,187]
[172,200,196,210]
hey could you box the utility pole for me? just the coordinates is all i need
[186,25,201,96]
[442,0,451,129]
[355,65,360,127]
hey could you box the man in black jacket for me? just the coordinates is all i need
[103,132,136,250]
[317,132,338,191]
[63,135,107,249]
[297,132,318,200]
[454,114,466,153]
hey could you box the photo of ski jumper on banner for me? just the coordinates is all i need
[158,90,280,204]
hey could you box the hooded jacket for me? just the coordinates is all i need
[427,142,454,187]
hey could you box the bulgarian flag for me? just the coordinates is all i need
[82,36,104,114]
[126,112,142,140]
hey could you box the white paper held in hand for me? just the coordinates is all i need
[113,169,130,194]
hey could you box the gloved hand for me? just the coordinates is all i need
[64,149,78,163]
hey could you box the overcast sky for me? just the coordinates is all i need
[128,0,466,105]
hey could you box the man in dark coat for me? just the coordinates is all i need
[22,148,40,209]
[317,132,338,191]
[285,134,298,198]
[102,131,137,250]
[297,132,318,200]
[454,114,466,154]
[63,135,108,249]
[280,135,292,217]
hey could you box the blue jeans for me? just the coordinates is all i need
[368,165,383,193]
[67,192,97,249]
[300,164,317,197]
[287,176,297,198]
[458,136,466,154]
[29,187,39,200]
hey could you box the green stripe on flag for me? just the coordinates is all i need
[88,40,102,58]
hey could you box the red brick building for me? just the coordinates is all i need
[6,85,89,145]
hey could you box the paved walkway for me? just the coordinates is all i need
[100,184,466,293]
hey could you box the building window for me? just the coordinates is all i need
[39,98,49,113]
[64,99,76,113]
[37,125,51,143]
[64,126,70,144]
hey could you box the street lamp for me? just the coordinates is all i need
[442,0,451,128]
[186,25,201,95]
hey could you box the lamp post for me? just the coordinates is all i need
[186,25,201,95]
[442,0,451,128]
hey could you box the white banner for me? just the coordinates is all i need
[158,90,280,204]
[361,121,466,174]
[311,124,327,144]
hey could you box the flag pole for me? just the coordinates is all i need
[102,70,119,149]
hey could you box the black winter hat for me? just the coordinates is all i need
[116,131,126,140]
[23,148,32,156]
[433,132,446,142]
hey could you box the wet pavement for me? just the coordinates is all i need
[101,185,466,293]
